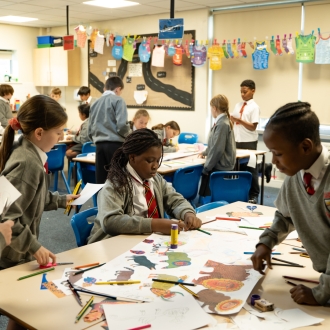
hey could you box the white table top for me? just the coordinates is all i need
[0,202,326,330]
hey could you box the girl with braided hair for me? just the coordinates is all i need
[252,102,330,306]
[88,128,201,243]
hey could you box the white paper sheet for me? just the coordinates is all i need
[103,294,211,330]
[0,176,21,217]
[71,183,105,205]
[162,151,200,161]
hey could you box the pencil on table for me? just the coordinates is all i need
[74,262,100,269]
[75,296,94,323]
[178,283,199,298]
[17,267,55,281]
[282,275,319,284]
[285,280,298,286]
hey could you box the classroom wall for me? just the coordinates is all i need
[213,2,330,124]
[49,9,210,141]
[0,24,41,103]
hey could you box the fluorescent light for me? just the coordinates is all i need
[0,16,38,23]
[83,0,139,8]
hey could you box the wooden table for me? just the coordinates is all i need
[0,202,327,330]
[73,149,268,204]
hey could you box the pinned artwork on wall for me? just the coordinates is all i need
[88,30,195,111]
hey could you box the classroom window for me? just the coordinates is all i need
[0,50,14,82]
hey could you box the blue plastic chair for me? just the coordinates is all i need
[178,132,198,144]
[172,165,204,207]
[76,153,97,207]
[195,201,229,213]
[70,207,98,247]
[68,141,96,187]
[47,144,71,193]
[209,171,252,203]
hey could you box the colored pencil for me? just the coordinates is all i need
[289,252,303,254]
[197,228,212,235]
[128,325,151,330]
[75,296,94,323]
[216,216,241,221]
[74,287,144,302]
[56,262,74,265]
[64,179,82,216]
[74,262,100,269]
[162,163,172,167]
[244,252,281,255]
[292,247,307,253]
[285,280,298,286]
[81,318,106,330]
[271,263,304,268]
[178,283,199,298]
[95,280,141,285]
[152,279,196,286]
[72,263,105,276]
[17,267,55,281]
[282,276,319,284]
[272,257,301,266]
[67,280,83,306]
[281,242,301,248]
[239,226,264,230]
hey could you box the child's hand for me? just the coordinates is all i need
[183,212,202,230]
[290,285,320,305]
[33,246,56,265]
[66,134,73,140]
[0,220,14,246]
[251,244,272,274]
[151,219,184,234]
[175,145,179,152]
[66,194,81,206]
[230,115,239,123]
[67,130,72,134]
[197,153,205,159]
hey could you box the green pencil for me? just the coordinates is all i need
[197,228,212,235]
[75,296,94,323]
[239,226,264,231]
[17,267,55,281]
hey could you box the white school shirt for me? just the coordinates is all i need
[0,96,9,103]
[300,145,329,192]
[231,99,260,142]
[126,162,155,217]
[213,113,226,125]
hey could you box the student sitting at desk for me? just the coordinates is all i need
[88,129,202,244]
[65,104,91,160]
[252,102,330,306]
[0,84,14,129]
[128,109,150,132]
[151,121,180,153]
[77,85,98,106]
[198,94,236,197]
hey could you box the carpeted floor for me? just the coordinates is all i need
[0,174,279,330]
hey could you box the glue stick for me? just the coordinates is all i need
[170,224,178,249]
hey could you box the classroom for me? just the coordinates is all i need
[1,0,330,329]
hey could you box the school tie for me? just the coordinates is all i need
[162,138,167,146]
[303,172,315,195]
[44,161,48,173]
[76,124,82,136]
[143,180,160,218]
[236,102,247,124]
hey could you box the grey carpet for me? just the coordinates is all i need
[0,176,279,330]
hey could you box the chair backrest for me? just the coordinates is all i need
[76,153,96,185]
[178,132,198,144]
[209,171,252,203]
[195,201,229,214]
[82,141,96,154]
[70,207,98,247]
[47,144,66,172]
[172,165,204,201]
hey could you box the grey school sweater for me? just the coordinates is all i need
[0,98,13,128]
[88,173,195,244]
[258,164,330,305]
[152,129,177,153]
[0,137,67,268]
[202,115,236,174]
[88,92,130,144]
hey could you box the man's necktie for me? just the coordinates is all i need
[143,181,160,218]
[236,102,247,124]
[303,172,315,195]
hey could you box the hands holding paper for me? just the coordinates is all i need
[0,220,14,246]
[66,194,81,206]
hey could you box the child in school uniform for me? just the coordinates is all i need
[0,95,79,269]
[128,109,150,132]
[252,102,330,306]
[151,121,180,153]
[231,79,260,204]
[88,76,130,184]
[77,86,98,106]
[65,104,91,159]
[0,84,14,129]
[50,87,66,112]
[198,95,236,197]
[88,129,202,244]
